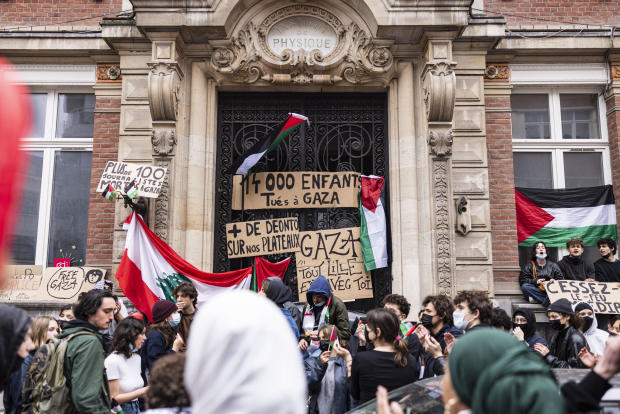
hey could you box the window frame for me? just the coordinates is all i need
[18,86,94,268]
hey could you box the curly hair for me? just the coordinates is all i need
[598,237,617,255]
[422,295,454,326]
[566,237,584,249]
[173,282,198,306]
[491,307,512,331]
[453,290,492,325]
[381,294,411,318]
[146,353,191,409]
[111,317,145,358]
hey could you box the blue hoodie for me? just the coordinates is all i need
[306,275,332,306]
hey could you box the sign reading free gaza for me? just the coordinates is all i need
[545,280,620,314]
[97,161,167,198]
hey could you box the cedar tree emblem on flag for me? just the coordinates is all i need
[102,184,116,201]
[229,113,309,175]
[515,185,618,247]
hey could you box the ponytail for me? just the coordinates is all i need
[393,338,409,368]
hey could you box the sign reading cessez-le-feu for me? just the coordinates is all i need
[232,172,360,210]
[545,280,620,314]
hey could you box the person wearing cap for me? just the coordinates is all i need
[141,300,184,373]
[534,298,589,368]
[441,328,564,414]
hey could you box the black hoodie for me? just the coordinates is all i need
[0,304,31,390]
[558,255,595,281]
[265,277,303,333]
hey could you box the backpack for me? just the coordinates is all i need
[21,331,101,414]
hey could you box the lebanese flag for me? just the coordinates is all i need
[117,213,253,321]
[359,175,388,271]
[251,256,292,292]
[229,113,309,175]
[516,185,617,247]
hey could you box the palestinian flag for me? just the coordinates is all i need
[328,325,339,350]
[102,184,116,201]
[359,175,388,271]
[516,185,618,247]
[125,179,138,199]
[250,256,292,292]
[229,113,309,175]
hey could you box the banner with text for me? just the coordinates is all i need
[226,217,300,258]
[232,172,360,210]
[545,280,620,314]
[97,161,167,198]
[0,267,106,303]
[296,227,373,301]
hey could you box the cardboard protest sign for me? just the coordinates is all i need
[0,266,106,303]
[296,227,373,301]
[232,172,360,210]
[0,265,43,301]
[545,280,620,314]
[97,161,167,198]
[226,217,300,258]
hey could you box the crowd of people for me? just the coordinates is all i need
[2,240,620,413]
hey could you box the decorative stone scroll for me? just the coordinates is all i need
[208,5,396,86]
[151,128,177,157]
[147,62,183,122]
[423,61,457,123]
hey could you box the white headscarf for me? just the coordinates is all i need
[573,302,609,355]
[185,290,306,414]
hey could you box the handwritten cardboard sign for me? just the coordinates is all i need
[0,265,43,302]
[296,227,373,301]
[232,172,360,210]
[96,161,167,198]
[226,217,300,258]
[0,266,106,303]
[545,280,620,314]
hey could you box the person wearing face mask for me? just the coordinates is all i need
[305,325,352,414]
[441,328,564,414]
[299,275,351,352]
[106,318,149,414]
[558,238,595,281]
[452,291,492,334]
[350,308,418,404]
[574,302,608,356]
[519,241,563,306]
[418,295,462,351]
[511,308,547,354]
[534,298,589,368]
[142,300,184,373]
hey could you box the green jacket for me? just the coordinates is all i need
[327,295,351,341]
[58,321,111,414]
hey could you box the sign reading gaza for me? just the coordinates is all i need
[296,227,373,301]
[96,161,167,198]
[226,217,300,259]
[232,172,360,210]
[545,280,620,314]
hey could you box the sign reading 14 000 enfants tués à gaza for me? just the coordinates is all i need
[232,171,360,210]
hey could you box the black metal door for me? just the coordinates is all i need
[213,92,391,310]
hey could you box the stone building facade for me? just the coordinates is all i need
[1,0,619,316]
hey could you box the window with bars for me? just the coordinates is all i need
[11,90,94,268]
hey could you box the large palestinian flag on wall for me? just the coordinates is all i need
[516,185,618,247]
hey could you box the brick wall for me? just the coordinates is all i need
[86,96,120,267]
[606,90,620,239]
[485,93,520,283]
[482,0,620,26]
[0,0,122,26]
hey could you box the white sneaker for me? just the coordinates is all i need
[528,297,536,304]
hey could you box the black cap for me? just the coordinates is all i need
[547,298,573,315]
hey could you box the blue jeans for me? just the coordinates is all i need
[521,283,550,307]
[121,400,140,414]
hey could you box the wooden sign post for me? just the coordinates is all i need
[296,227,373,301]
[226,217,300,258]
[545,280,620,314]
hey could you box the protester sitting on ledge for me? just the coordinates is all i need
[534,298,589,368]
[558,237,595,281]
[519,241,563,306]
[594,238,620,283]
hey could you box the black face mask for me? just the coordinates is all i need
[513,323,527,333]
[550,319,565,331]
[582,316,594,332]
[319,340,330,352]
[421,314,434,329]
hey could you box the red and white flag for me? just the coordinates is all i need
[116,213,253,321]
